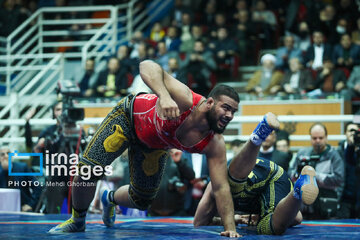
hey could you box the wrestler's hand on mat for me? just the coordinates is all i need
[158,96,180,119]
[220,230,241,238]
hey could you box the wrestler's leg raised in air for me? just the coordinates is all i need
[229,112,280,180]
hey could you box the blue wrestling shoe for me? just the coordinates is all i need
[250,113,279,146]
[293,165,319,205]
[48,209,86,233]
[101,188,116,227]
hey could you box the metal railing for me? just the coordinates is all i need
[0,0,173,96]
[0,0,172,148]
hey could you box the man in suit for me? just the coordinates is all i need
[337,122,360,218]
[314,59,348,97]
[332,33,360,71]
[304,30,333,71]
[0,146,42,212]
[181,151,209,216]
[259,131,291,172]
[91,57,128,97]
[282,57,315,95]
[275,35,303,71]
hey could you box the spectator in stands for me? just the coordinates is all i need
[276,137,292,160]
[292,123,344,219]
[155,41,171,71]
[149,22,165,43]
[317,4,337,44]
[314,58,348,98]
[305,0,325,32]
[328,18,349,46]
[167,57,186,84]
[74,58,97,97]
[347,65,360,99]
[129,31,145,59]
[208,12,228,40]
[259,131,291,172]
[149,149,195,216]
[169,0,192,28]
[179,12,193,44]
[251,0,277,49]
[332,34,360,71]
[234,9,256,65]
[337,122,360,219]
[209,27,238,81]
[275,35,303,71]
[117,45,132,74]
[282,57,314,96]
[335,0,360,31]
[129,42,148,76]
[198,1,216,26]
[275,131,297,175]
[351,18,360,46]
[246,54,284,97]
[181,151,209,216]
[163,26,181,52]
[304,30,333,71]
[291,21,312,52]
[0,146,42,212]
[0,0,30,36]
[232,0,248,23]
[180,25,207,53]
[181,40,216,96]
[91,57,128,97]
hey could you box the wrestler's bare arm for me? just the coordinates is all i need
[139,60,193,117]
[193,183,217,226]
[202,134,239,238]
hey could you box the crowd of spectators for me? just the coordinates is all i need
[2,0,360,102]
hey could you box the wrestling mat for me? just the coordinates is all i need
[0,212,359,239]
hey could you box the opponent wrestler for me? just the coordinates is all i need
[49,60,274,237]
[194,130,319,235]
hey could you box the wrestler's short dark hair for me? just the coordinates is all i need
[208,84,239,103]
[309,122,328,136]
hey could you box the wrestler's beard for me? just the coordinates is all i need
[206,106,225,134]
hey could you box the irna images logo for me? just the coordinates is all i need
[8,150,113,180]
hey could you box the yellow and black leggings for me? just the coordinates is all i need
[228,158,293,235]
[79,94,168,210]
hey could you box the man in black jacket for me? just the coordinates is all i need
[337,122,360,218]
[259,131,291,172]
[304,30,333,71]
[91,57,128,97]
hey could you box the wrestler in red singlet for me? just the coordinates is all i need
[133,91,214,153]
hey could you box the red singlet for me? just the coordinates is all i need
[133,91,214,153]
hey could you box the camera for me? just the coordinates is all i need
[57,80,84,138]
[349,129,360,147]
[168,176,185,192]
[294,154,320,179]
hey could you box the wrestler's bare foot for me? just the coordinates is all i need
[294,165,319,205]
